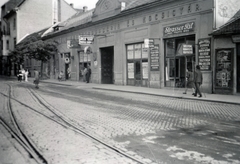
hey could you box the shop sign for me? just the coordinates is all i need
[198,38,211,71]
[232,35,240,43]
[164,22,195,37]
[65,57,70,64]
[79,35,94,45]
[150,42,159,71]
[183,44,193,54]
[67,39,80,49]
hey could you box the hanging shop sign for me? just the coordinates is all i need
[65,57,70,64]
[150,42,160,71]
[67,39,80,49]
[164,22,195,37]
[198,38,211,71]
[183,44,193,54]
[79,35,94,45]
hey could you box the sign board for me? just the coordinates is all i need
[182,44,193,54]
[232,35,240,43]
[79,35,94,45]
[198,38,211,71]
[67,39,80,49]
[150,42,160,71]
[164,22,195,37]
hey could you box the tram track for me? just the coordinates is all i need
[0,84,48,164]
[0,83,147,164]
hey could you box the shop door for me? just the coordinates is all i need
[237,44,240,93]
[101,47,114,84]
[135,60,141,86]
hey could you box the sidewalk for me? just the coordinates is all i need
[2,75,240,105]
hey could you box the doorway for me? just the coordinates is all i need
[101,46,114,84]
[65,64,69,80]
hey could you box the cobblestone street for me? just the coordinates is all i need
[1,79,240,164]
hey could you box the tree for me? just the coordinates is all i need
[27,40,58,77]
[14,35,58,78]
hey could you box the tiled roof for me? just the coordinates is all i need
[211,9,240,36]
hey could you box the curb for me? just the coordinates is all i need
[92,87,240,106]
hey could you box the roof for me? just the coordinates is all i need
[122,0,158,10]
[17,27,50,45]
[211,9,240,36]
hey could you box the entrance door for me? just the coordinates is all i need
[237,44,240,93]
[101,47,114,84]
[65,64,69,79]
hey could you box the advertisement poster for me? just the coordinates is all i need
[150,44,159,71]
[215,0,240,28]
[198,38,211,71]
[215,49,232,88]
[128,63,134,79]
[142,62,148,79]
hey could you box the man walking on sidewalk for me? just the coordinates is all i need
[194,65,203,98]
[34,69,40,89]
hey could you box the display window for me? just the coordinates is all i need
[78,51,91,81]
[215,49,233,89]
[127,43,148,86]
[165,35,195,87]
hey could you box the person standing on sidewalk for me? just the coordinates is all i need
[34,69,40,89]
[183,67,195,95]
[194,65,203,98]
[25,69,29,82]
[86,65,91,83]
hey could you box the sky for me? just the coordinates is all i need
[65,0,98,10]
[0,0,98,18]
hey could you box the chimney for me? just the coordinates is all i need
[83,6,88,12]
[70,3,74,8]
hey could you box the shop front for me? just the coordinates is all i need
[127,43,149,87]
[165,35,195,88]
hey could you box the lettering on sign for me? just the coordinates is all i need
[164,22,195,36]
[198,38,211,71]
[149,40,160,71]
[79,35,94,45]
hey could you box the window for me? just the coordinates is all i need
[127,43,149,86]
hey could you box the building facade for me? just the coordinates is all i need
[211,10,240,95]
[43,0,240,94]
[0,0,77,75]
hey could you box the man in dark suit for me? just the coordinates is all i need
[194,65,203,98]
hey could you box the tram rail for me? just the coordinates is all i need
[0,83,146,164]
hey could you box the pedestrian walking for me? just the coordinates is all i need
[194,65,203,98]
[183,67,195,95]
[25,69,29,82]
[21,68,25,81]
[86,65,91,83]
[33,69,40,89]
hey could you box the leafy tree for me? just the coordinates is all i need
[15,34,58,77]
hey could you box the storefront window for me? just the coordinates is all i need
[215,49,233,89]
[165,36,195,87]
[127,43,149,86]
